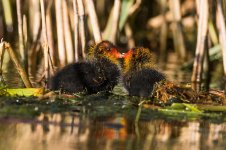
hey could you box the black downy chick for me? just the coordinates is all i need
[48,41,122,94]
[122,47,165,97]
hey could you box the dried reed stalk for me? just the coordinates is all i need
[22,15,27,45]
[16,0,25,65]
[22,15,28,74]
[191,0,208,82]
[62,0,74,63]
[29,0,41,42]
[0,40,5,72]
[208,19,219,45]
[159,0,168,63]
[28,0,41,78]
[73,0,79,62]
[0,40,5,83]
[125,23,135,49]
[46,0,56,68]
[1,0,13,32]
[169,0,186,61]
[85,0,102,43]
[29,26,42,79]
[223,0,226,17]
[77,0,86,59]
[55,0,66,66]
[96,0,105,15]
[0,20,3,39]
[109,0,121,43]
[129,0,142,15]
[40,0,50,82]
[4,42,32,88]
[216,0,226,80]
[103,0,121,43]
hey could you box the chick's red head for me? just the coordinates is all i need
[95,40,123,59]
[123,47,154,72]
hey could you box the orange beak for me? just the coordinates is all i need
[110,48,123,58]
[123,49,133,59]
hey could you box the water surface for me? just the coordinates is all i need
[0,93,226,150]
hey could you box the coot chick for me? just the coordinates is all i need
[122,47,165,97]
[49,40,122,94]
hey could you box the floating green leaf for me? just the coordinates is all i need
[0,88,44,97]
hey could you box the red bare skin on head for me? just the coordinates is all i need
[95,40,123,59]
[100,41,123,58]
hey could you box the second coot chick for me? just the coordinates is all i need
[49,41,122,94]
[122,47,165,97]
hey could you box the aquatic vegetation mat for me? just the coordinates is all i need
[0,91,226,123]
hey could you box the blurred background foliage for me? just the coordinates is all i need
[0,0,226,89]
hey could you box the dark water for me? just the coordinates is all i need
[1,113,226,150]
[0,91,226,150]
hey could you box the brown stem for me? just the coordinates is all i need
[191,0,208,83]
[129,0,142,15]
[125,23,135,49]
[63,0,74,63]
[55,0,66,66]
[109,0,121,43]
[216,0,226,89]
[28,0,41,79]
[22,15,28,75]
[217,0,226,73]
[40,0,50,82]
[85,0,102,43]
[16,0,25,65]
[0,40,5,73]
[73,0,79,62]
[46,0,56,68]
[4,42,32,88]
[103,0,121,43]
[169,0,186,61]
[77,0,86,59]
[159,0,168,63]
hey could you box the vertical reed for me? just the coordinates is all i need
[0,40,5,73]
[109,0,121,43]
[22,15,28,73]
[103,0,121,43]
[169,0,186,62]
[55,0,66,66]
[46,0,56,68]
[0,40,5,84]
[29,0,41,42]
[159,0,168,63]
[222,0,226,17]
[1,0,13,33]
[125,23,135,49]
[73,0,79,62]
[129,0,142,15]
[77,0,86,59]
[216,0,226,89]
[62,0,74,63]
[191,0,208,83]
[40,0,50,82]
[16,0,25,66]
[85,0,102,43]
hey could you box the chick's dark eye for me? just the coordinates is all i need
[106,47,110,51]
